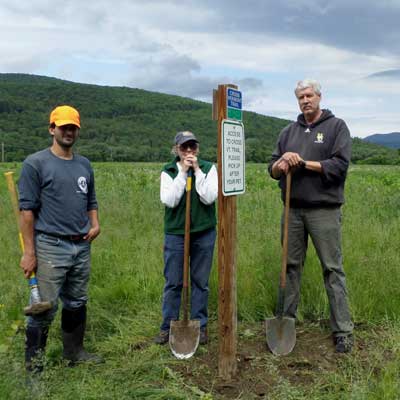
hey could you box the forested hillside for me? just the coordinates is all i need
[0,73,398,164]
[364,132,400,149]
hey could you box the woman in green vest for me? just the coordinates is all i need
[154,131,218,345]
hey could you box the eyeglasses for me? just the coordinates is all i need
[179,142,198,152]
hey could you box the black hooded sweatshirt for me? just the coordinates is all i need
[268,109,351,207]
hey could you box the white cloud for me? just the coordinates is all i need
[0,0,399,137]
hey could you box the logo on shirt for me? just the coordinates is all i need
[314,132,324,144]
[77,177,88,194]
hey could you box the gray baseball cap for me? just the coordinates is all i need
[174,131,199,145]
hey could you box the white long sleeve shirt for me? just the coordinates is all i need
[160,163,218,208]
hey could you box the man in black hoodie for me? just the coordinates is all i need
[268,79,354,353]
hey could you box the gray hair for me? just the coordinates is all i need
[295,79,321,96]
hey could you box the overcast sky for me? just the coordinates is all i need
[1,0,399,137]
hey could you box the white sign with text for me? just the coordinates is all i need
[222,119,245,196]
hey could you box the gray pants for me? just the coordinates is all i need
[283,207,353,337]
[28,233,91,329]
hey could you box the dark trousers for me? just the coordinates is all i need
[161,228,216,331]
[283,207,353,337]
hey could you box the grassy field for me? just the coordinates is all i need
[0,162,399,399]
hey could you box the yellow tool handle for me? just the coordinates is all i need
[4,171,36,280]
[4,172,20,227]
[186,175,192,191]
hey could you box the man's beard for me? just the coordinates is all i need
[55,135,75,149]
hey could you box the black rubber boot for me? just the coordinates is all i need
[61,306,103,365]
[25,326,49,374]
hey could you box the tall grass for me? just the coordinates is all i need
[1,163,399,399]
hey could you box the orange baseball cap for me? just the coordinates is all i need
[49,105,81,128]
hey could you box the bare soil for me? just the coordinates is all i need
[172,321,383,399]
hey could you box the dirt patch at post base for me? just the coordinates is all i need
[172,321,378,399]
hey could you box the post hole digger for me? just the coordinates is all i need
[265,169,296,356]
[4,171,51,316]
[169,169,201,359]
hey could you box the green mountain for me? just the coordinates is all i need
[364,132,400,149]
[0,73,398,164]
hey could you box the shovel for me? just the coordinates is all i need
[266,169,296,355]
[4,172,52,315]
[169,169,200,359]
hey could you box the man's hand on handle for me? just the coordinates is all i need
[272,152,305,178]
[20,252,37,278]
[281,152,305,168]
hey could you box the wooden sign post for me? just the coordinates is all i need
[213,84,245,380]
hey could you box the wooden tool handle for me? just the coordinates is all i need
[182,169,193,322]
[280,170,292,289]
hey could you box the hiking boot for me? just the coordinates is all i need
[62,306,104,365]
[199,327,208,345]
[154,330,169,345]
[334,334,353,353]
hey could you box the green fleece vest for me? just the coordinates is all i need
[163,157,217,235]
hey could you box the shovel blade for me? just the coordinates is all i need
[265,316,296,356]
[169,320,200,359]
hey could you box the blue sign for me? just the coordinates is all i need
[227,88,242,110]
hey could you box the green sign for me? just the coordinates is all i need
[227,108,242,121]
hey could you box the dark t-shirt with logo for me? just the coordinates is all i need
[18,148,98,236]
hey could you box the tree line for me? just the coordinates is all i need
[0,73,399,164]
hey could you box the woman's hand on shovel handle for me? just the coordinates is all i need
[182,155,199,172]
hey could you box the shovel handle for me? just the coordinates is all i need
[280,169,292,289]
[4,171,37,282]
[182,169,193,322]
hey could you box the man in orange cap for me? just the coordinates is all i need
[18,105,102,374]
